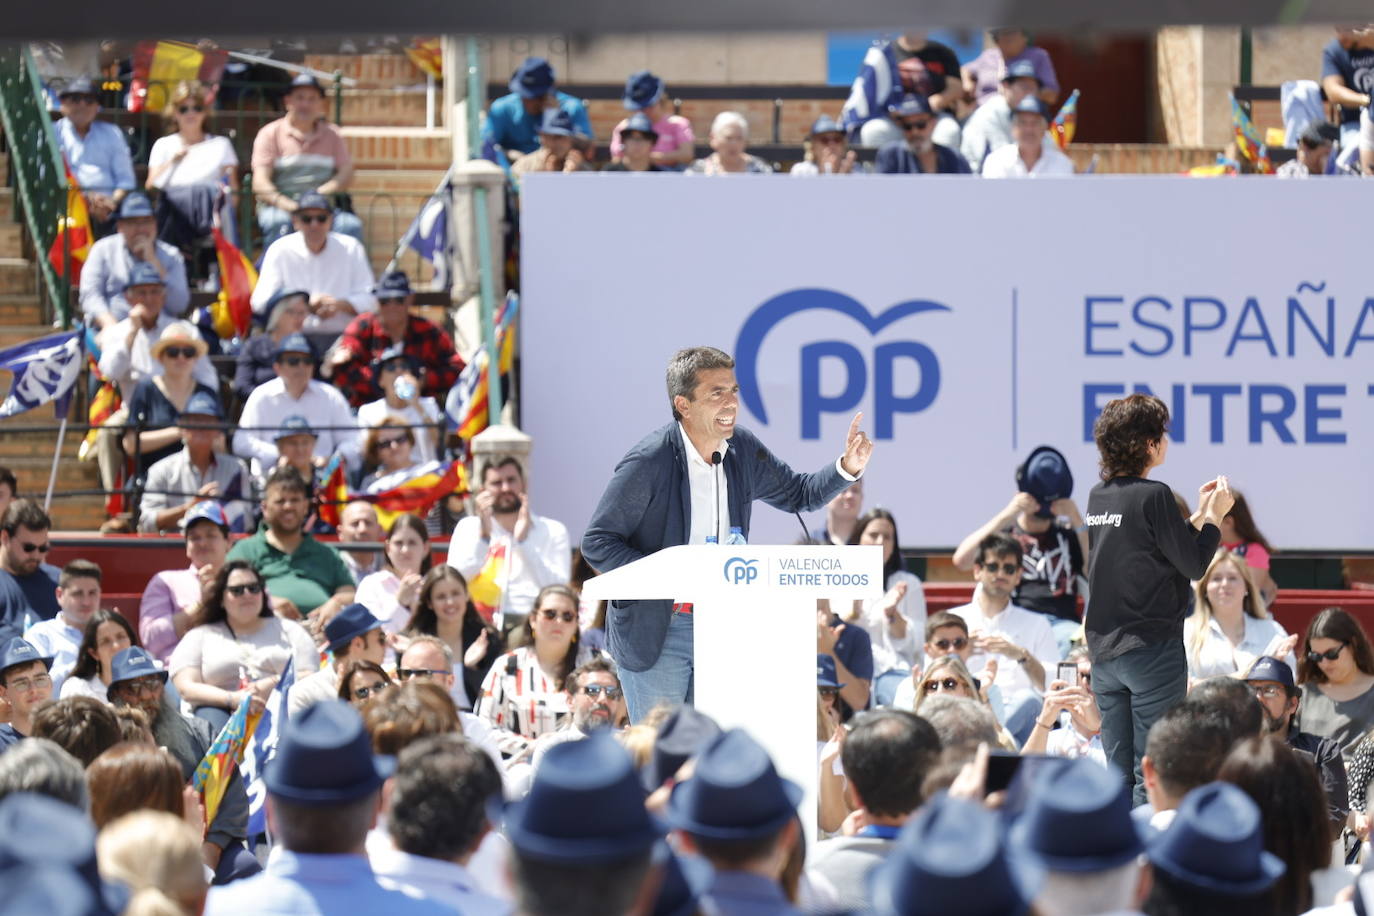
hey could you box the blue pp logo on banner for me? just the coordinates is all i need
[723,557,759,585]
[733,289,951,439]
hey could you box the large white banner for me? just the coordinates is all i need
[522,173,1374,550]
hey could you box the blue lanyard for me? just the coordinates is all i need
[858,824,902,840]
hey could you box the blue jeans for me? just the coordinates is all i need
[257,206,364,245]
[1091,640,1187,806]
[619,610,694,724]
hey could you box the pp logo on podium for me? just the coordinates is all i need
[723,557,759,585]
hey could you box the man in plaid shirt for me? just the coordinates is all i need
[326,270,465,407]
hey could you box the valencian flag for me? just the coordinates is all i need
[79,325,118,458]
[446,292,518,441]
[1229,94,1273,174]
[405,38,442,80]
[315,454,349,529]
[468,542,507,622]
[1049,89,1079,150]
[127,40,229,113]
[191,694,262,824]
[48,162,92,284]
[241,658,294,837]
[367,459,469,530]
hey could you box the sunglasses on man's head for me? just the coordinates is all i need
[1308,643,1347,664]
[923,677,964,693]
[539,608,577,623]
[226,583,263,597]
[931,637,968,652]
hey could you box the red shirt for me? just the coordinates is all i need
[333,313,464,407]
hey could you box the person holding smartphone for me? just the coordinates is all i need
[1084,394,1234,805]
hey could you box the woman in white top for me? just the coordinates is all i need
[355,514,432,635]
[359,418,425,493]
[840,509,926,706]
[1183,548,1297,681]
[169,561,318,732]
[145,81,239,192]
[60,610,138,703]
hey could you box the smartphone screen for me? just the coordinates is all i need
[1056,662,1079,687]
[984,750,1023,795]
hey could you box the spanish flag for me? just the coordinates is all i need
[191,694,261,824]
[213,227,257,339]
[78,325,118,462]
[315,454,350,529]
[48,162,91,284]
[468,541,506,622]
[127,40,229,113]
[368,460,469,530]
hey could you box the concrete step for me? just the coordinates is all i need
[339,89,433,128]
[0,294,46,324]
[341,127,450,171]
[0,189,14,223]
[305,52,430,90]
[0,223,24,259]
[5,454,107,530]
[0,324,60,350]
[0,259,36,295]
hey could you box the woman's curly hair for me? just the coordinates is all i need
[1093,393,1169,480]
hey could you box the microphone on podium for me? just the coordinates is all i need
[711,451,722,543]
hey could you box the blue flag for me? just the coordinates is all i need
[0,331,83,420]
[243,657,295,837]
[403,192,450,289]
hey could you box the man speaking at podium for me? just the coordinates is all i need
[582,346,874,722]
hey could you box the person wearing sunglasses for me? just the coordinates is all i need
[168,560,318,732]
[233,332,360,481]
[121,318,220,483]
[0,499,62,634]
[289,603,388,716]
[360,418,422,494]
[146,80,239,196]
[337,659,392,707]
[1021,646,1105,764]
[874,92,971,175]
[138,390,251,535]
[97,263,215,404]
[54,77,134,232]
[475,584,596,759]
[1296,607,1374,759]
[529,657,627,773]
[250,189,375,337]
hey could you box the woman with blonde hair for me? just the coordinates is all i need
[1183,548,1296,680]
[914,655,1019,751]
[97,810,208,916]
[147,81,239,193]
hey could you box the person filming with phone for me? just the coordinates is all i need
[1021,647,1104,764]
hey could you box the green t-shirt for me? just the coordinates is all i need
[226,531,352,616]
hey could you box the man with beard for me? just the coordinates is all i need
[107,645,261,883]
[530,658,626,771]
[447,456,570,630]
[1243,655,1348,833]
[874,92,971,174]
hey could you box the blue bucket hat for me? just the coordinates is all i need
[870,793,1043,916]
[373,270,413,299]
[538,108,575,137]
[1242,655,1296,692]
[324,603,383,653]
[0,793,129,916]
[623,70,666,110]
[275,415,317,441]
[642,705,722,793]
[1011,95,1051,121]
[178,389,224,421]
[274,333,316,361]
[810,114,844,136]
[1147,782,1285,895]
[887,92,933,119]
[817,654,846,689]
[372,342,418,377]
[289,72,326,95]
[1002,59,1042,85]
[259,288,309,328]
[665,729,802,840]
[108,646,167,688]
[1011,758,1149,872]
[509,57,555,99]
[115,192,154,221]
[181,500,229,533]
[265,700,395,805]
[122,261,165,292]
[57,77,97,99]
[506,730,665,863]
[0,638,53,677]
[1016,445,1073,518]
[622,111,659,141]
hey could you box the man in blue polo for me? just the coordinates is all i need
[289,604,386,715]
[482,57,592,161]
[0,637,55,751]
[54,77,135,232]
[581,346,872,722]
[79,190,191,331]
[205,700,450,915]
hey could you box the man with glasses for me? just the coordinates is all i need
[326,270,464,409]
[0,637,55,751]
[108,646,260,883]
[97,263,217,400]
[139,390,252,534]
[54,77,135,233]
[530,657,626,772]
[0,500,61,640]
[289,604,387,715]
[234,332,360,479]
[874,93,971,175]
[251,191,376,338]
[1243,655,1349,833]
[79,190,190,331]
[951,532,1058,743]
[395,636,505,768]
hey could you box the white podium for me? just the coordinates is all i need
[583,543,882,842]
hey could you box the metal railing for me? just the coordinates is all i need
[0,44,75,327]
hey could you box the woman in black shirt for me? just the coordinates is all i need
[1085,393,1233,804]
